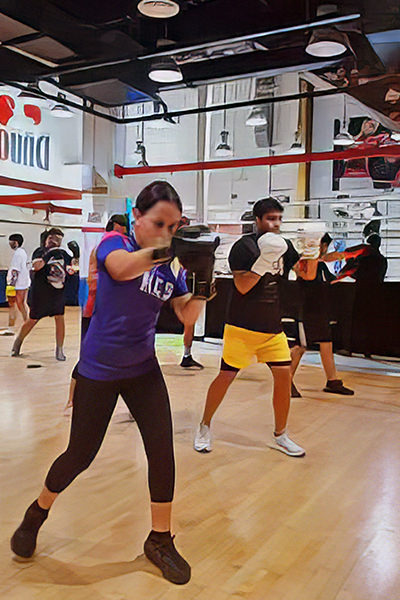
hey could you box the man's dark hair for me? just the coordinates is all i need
[136,180,182,215]
[366,233,381,249]
[321,233,332,246]
[9,233,23,246]
[47,227,64,237]
[253,197,284,219]
[105,214,128,232]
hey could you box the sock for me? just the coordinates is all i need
[11,337,22,355]
[56,346,66,361]
[183,346,191,358]
[21,500,49,530]
[149,530,172,542]
[274,430,285,437]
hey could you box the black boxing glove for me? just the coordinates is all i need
[67,240,80,259]
[172,226,220,299]
[151,246,172,264]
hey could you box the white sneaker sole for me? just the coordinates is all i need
[193,443,212,453]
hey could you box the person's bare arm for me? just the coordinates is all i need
[321,251,345,262]
[105,248,166,281]
[9,269,19,286]
[294,258,319,280]
[32,258,45,271]
[232,270,261,295]
[171,294,205,326]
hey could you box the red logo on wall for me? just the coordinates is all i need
[0,95,48,170]
[0,95,42,126]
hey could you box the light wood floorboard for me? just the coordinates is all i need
[1,307,399,599]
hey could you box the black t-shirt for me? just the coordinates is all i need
[342,244,387,284]
[31,247,71,297]
[282,239,300,279]
[227,233,284,334]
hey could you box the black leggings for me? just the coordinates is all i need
[46,363,175,502]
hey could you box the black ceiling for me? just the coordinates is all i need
[0,0,399,107]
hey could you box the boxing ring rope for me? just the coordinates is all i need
[114,145,400,177]
[0,174,83,214]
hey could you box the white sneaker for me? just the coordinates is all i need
[268,432,305,457]
[193,423,212,453]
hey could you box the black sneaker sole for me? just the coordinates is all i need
[323,388,354,396]
[144,548,191,584]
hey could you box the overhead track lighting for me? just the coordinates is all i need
[137,0,180,18]
[139,13,359,61]
[148,57,183,83]
[305,27,349,57]
[246,106,268,127]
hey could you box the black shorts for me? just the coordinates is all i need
[282,317,331,347]
[29,292,65,320]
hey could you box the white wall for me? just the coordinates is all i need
[0,88,83,190]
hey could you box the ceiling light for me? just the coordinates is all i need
[137,0,180,19]
[51,103,74,118]
[246,107,268,127]
[305,28,348,57]
[135,141,149,166]
[333,95,354,146]
[18,83,49,107]
[333,130,354,146]
[216,130,233,157]
[287,140,303,154]
[149,58,183,82]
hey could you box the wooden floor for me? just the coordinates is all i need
[1,307,400,600]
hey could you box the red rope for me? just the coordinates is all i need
[114,144,400,178]
[0,199,82,214]
[0,175,81,199]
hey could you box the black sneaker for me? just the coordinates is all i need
[291,382,302,398]
[10,500,48,558]
[180,355,204,370]
[323,379,354,396]
[144,531,191,585]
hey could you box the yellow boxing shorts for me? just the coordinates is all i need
[222,324,291,370]
[6,285,16,297]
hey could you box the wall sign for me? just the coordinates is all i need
[0,94,50,171]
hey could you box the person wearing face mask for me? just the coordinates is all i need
[11,228,73,360]
[10,181,218,586]
[0,234,30,336]
[194,197,305,458]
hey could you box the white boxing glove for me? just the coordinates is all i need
[251,232,288,277]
